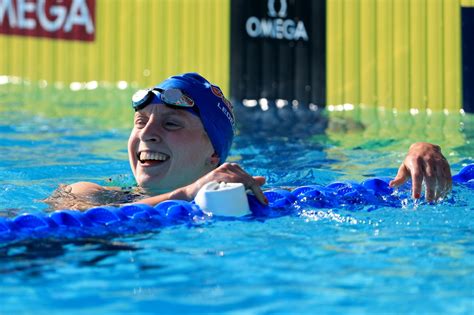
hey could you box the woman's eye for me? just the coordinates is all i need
[164,121,182,129]
[134,118,147,128]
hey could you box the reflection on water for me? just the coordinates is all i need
[326,106,469,153]
[0,238,141,276]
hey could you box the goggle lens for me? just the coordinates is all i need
[131,88,195,111]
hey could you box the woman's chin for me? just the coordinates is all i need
[136,171,198,196]
[137,178,175,195]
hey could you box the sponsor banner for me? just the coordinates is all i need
[230,0,325,106]
[462,7,474,113]
[0,0,96,41]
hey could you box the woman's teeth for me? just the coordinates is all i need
[139,152,169,162]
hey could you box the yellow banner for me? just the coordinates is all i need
[326,0,463,112]
[0,0,231,93]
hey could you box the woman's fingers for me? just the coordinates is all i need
[206,163,268,205]
[234,168,267,205]
[390,162,424,198]
[247,179,268,205]
[410,163,424,199]
[389,164,410,188]
[444,164,453,196]
[253,176,266,186]
[424,162,437,202]
[436,160,452,200]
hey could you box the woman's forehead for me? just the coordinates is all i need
[136,103,194,118]
[135,103,205,128]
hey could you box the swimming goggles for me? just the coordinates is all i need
[132,88,196,112]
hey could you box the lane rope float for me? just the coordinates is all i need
[1,164,473,243]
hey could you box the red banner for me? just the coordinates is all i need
[0,0,96,41]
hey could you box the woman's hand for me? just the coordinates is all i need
[389,142,452,202]
[133,163,267,207]
[180,163,268,205]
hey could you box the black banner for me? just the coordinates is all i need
[230,0,326,107]
[462,7,474,113]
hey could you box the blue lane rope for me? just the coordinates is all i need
[1,164,473,243]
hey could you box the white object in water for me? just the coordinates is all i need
[194,181,251,217]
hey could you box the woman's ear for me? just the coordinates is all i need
[208,153,220,167]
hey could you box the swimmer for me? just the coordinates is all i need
[48,73,267,210]
[46,73,451,209]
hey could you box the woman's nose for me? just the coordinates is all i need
[139,120,162,142]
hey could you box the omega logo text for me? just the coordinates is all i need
[0,0,96,41]
[245,0,308,41]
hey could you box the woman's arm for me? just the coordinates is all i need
[135,163,267,206]
[46,163,267,210]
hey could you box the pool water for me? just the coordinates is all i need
[1,89,473,314]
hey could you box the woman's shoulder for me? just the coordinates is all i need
[68,181,108,195]
[44,182,145,211]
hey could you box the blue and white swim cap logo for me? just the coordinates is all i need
[211,85,235,128]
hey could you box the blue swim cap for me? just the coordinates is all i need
[153,73,235,163]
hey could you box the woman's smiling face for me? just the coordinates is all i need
[128,103,215,194]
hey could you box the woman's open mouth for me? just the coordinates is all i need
[137,151,170,166]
